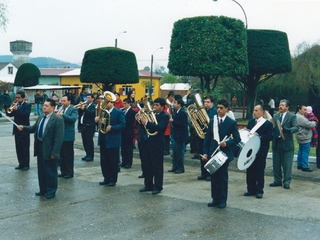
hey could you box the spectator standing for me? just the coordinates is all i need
[114,92,124,109]
[42,90,49,113]
[295,105,317,172]
[312,97,320,168]
[268,97,275,117]
[231,95,238,108]
[34,90,42,115]
[305,106,318,148]
[0,90,3,115]
[2,90,12,112]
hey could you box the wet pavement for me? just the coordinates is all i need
[1,116,320,239]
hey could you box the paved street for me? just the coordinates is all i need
[1,117,320,239]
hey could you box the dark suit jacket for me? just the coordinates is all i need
[23,113,64,161]
[272,112,299,151]
[247,119,273,158]
[99,107,126,149]
[79,102,96,128]
[172,108,188,142]
[203,116,240,161]
[61,106,78,141]
[144,111,169,152]
[207,106,217,119]
[122,107,136,140]
[7,101,31,136]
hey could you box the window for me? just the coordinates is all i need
[145,86,154,96]
[122,86,132,96]
[8,66,13,74]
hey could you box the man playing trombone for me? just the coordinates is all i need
[202,99,240,208]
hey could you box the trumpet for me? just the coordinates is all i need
[7,102,19,114]
[74,101,87,109]
[136,99,158,136]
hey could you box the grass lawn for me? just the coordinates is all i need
[236,119,317,157]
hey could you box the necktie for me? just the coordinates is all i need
[275,114,283,138]
[219,119,222,127]
[255,119,257,126]
[38,115,46,139]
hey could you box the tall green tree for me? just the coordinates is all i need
[161,74,180,84]
[233,30,292,119]
[168,16,248,92]
[14,63,40,87]
[80,47,139,91]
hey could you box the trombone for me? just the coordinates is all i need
[7,102,19,114]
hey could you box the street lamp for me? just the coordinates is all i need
[115,31,127,48]
[149,47,163,99]
[213,0,248,29]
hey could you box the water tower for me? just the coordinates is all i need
[10,40,32,68]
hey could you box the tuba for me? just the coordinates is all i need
[164,96,173,119]
[186,90,210,139]
[98,91,116,134]
[135,99,158,136]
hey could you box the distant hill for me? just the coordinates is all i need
[0,55,81,68]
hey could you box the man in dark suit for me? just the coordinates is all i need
[7,91,31,170]
[58,95,78,178]
[18,99,64,199]
[203,99,240,208]
[244,104,273,198]
[139,98,169,195]
[168,98,188,173]
[270,99,299,189]
[75,86,88,132]
[96,98,126,187]
[79,94,96,162]
[121,98,136,169]
[197,95,217,181]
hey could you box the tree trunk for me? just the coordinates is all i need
[245,73,260,120]
[204,75,211,93]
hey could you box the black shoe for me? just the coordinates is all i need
[138,174,144,178]
[64,175,73,179]
[207,201,219,207]
[174,170,184,174]
[168,169,177,172]
[197,175,207,180]
[206,177,211,181]
[164,151,170,155]
[58,174,65,177]
[283,183,290,189]
[46,194,55,199]
[85,157,93,162]
[256,193,263,199]
[191,154,199,159]
[317,166,320,169]
[35,192,47,196]
[133,145,137,149]
[218,203,227,208]
[125,165,131,169]
[82,156,87,161]
[244,192,256,196]
[269,182,282,187]
[15,166,22,170]
[152,189,161,195]
[108,183,116,187]
[99,180,109,185]
[21,167,29,171]
[139,187,153,192]
[302,168,313,172]
[297,166,302,170]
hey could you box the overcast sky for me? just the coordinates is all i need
[0,0,319,70]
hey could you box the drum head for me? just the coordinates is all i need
[237,134,261,170]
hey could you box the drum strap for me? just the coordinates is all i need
[213,115,220,144]
[249,117,266,134]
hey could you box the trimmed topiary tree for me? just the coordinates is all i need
[14,63,40,87]
[233,29,292,119]
[80,47,139,91]
[168,15,248,92]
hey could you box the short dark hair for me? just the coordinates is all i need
[36,90,39,92]
[255,104,264,111]
[82,86,87,92]
[62,94,71,102]
[46,99,56,107]
[168,91,175,97]
[43,90,46,93]
[154,98,165,107]
[217,99,229,108]
[176,98,184,107]
[123,98,131,104]
[174,94,182,100]
[295,104,305,114]
[87,93,94,99]
[16,91,25,98]
[114,92,120,97]
[204,95,214,103]
[149,100,154,106]
[280,99,290,108]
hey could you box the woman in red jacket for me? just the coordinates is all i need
[114,92,124,109]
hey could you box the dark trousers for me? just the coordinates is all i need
[317,134,320,167]
[141,148,164,191]
[246,155,266,194]
[121,137,133,166]
[37,141,58,195]
[59,141,74,176]
[81,126,95,159]
[100,135,119,183]
[198,138,210,177]
[189,128,198,154]
[172,141,185,171]
[165,135,170,152]
[211,160,229,204]
[15,134,30,168]
[138,142,146,174]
